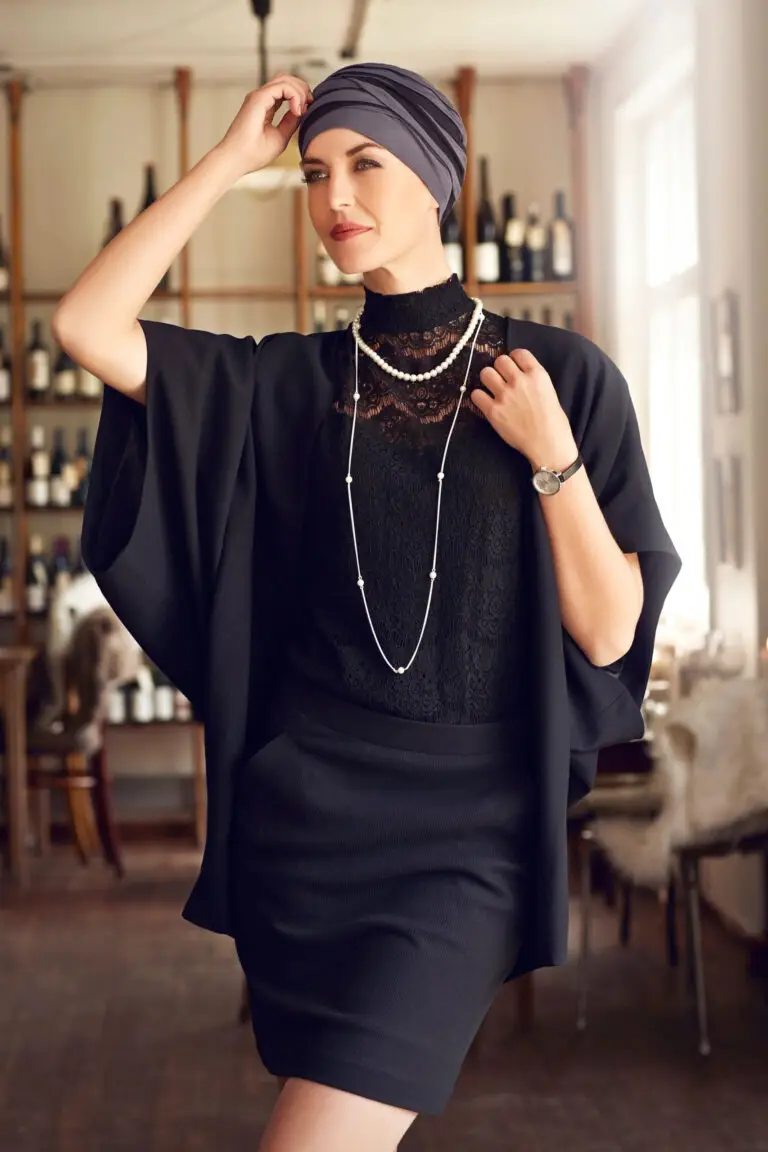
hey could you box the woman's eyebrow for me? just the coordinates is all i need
[300,141,385,167]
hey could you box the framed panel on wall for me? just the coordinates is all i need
[712,289,741,415]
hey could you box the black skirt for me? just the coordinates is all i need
[230,678,535,1116]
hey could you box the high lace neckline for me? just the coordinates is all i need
[359,273,474,339]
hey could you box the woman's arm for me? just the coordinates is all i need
[52,74,311,404]
[531,432,645,667]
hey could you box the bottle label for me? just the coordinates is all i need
[318,253,341,286]
[443,242,464,282]
[28,350,50,392]
[552,220,574,277]
[0,367,10,403]
[54,369,77,396]
[475,242,500,283]
[78,368,103,398]
[26,477,49,507]
[50,475,71,506]
[0,483,12,509]
[504,219,526,248]
[26,583,46,613]
[0,267,9,292]
[0,575,13,616]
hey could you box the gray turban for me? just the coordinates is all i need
[298,62,466,221]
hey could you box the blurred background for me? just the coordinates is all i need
[1,1,767,1149]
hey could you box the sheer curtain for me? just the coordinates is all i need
[616,80,708,633]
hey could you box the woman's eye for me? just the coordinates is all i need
[302,170,325,184]
[355,158,380,171]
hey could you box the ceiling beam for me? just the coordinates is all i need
[340,0,373,59]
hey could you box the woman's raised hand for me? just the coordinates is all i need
[219,73,313,178]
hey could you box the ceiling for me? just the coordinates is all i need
[0,0,653,86]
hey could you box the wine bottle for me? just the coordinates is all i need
[25,425,50,508]
[25,534,49,615]
[334,306,350,331]
[49,535,72,597]
[541,306,553,326]
[523,203,547,283]
[521,308,533,323]
[563,311,575,331]
[548,190,575,281]
[52,346,78,400]
[72,427,91,507]
[49,428,72,508]
[152,665,176,722]
[0,535,13,617]
[0,425,13,510]
[312,301,328,333]
[316,238,341,287]
[500,194,526,284]
[102,198,125,249]
[26,319,51,398]
[440,203,464,282]
[475,158,500,283]
[0,326,11,404]
[137,164,170,292]
[0,214,9,293]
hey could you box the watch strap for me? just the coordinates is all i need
[556,453,583,483]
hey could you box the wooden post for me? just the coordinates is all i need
[175,67,192,329]
[295,187,308,334]
[564,65,593,341]
[454,67,477,293]
[6,80,28,644]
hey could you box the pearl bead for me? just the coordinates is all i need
[353,392,360,401]
[345,475,352,484]
[429,571,437,580]
[437,471,445,480]
[357,578,364,587]
[397,667,405,674]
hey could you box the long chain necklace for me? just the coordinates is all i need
[346,299,485,675]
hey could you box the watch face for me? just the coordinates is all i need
[533,469,561,495]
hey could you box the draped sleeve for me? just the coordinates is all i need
[80,319,259,714]
[556,336,682,785]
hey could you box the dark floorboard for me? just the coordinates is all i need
[2,847,767,1151]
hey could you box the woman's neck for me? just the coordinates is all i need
[359,273,474,337]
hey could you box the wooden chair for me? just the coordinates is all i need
[2,613,125,876]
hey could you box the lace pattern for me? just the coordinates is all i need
[285,280,534,725]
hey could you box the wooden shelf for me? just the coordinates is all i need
[106,719,199,731]
[25,397,102,409]
[23,289,181,305]
[25,504,85,513]
[475,280,578,297]
[188,286,295,301]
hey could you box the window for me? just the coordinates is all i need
[614,69,708,634]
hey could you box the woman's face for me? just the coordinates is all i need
[300,127,439,276]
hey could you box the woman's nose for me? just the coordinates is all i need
[327,170,354,211]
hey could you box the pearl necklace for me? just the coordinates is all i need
[346,300,486,675]
[351,296,484,381]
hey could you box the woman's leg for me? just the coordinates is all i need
[259,1078,418,1152]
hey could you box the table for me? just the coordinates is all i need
[0,646,39,888]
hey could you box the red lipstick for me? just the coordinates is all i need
[330,223,372,241]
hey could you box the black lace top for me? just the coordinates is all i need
[284,274,535,724]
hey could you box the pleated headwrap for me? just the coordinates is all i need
[298,63,467,222]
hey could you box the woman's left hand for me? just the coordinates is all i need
[471,348,579,470]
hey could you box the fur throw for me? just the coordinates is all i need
[591,677,768,888]
[28,573,148,757]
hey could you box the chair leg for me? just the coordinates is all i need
[63,755,95,865]
[682,854,711,1056]
[90,746,125,878]
[30,786,52,857]
[238,976,251,1025]
[666,876,679,968]
[577,829,593,1031]
[619,881,633,946]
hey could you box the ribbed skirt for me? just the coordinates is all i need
[230,678,534,1116]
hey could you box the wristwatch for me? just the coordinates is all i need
[531,453,583,495]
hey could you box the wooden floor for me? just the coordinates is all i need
[1,845,767,1151]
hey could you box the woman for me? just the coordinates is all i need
[54,63,680,1152]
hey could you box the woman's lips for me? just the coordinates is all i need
[330,225,372,241]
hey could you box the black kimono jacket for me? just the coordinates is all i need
[81,316,680,982]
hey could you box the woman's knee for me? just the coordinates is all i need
[259,1077,417,1152]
